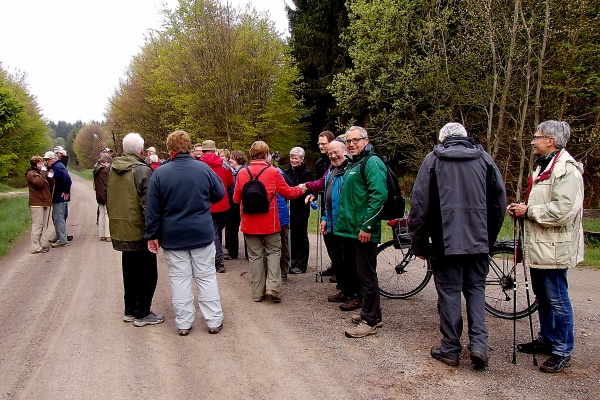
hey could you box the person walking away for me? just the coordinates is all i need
[199,140,234,273]
[284,147,313,274]
[335,127,387,338]
[107,132,164,327]
[145,130,225,336]
[93,154,112,242]
[43,151,72,248]
[508,120,583,373]
[26,156,53,254]
[233,141,306,302]
[409,122,506,369]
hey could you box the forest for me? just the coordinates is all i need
[1,0,599,205]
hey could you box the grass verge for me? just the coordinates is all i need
[0,197,31,256]
[69,168,93,181]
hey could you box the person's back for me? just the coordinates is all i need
[145,153,224,249]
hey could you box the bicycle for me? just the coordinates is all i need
[377,218,538,320]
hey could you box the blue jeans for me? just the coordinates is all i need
[530,268,574,357]
[52,202,68,244]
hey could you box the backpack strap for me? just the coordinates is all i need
[247,165,275,203]
[254,166,270,180]
[359,154,376,182]
[245,165,254,180]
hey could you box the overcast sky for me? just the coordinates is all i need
[0,0,291,124]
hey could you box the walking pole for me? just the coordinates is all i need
[314,194,323,283]
[46,181,55,229]
[519,218,538,366]
[512,218,518,364]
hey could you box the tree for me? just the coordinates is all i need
[0,65,50,184]
[107,0,308,156]
[287,0,351,142]
[72,123,113,168]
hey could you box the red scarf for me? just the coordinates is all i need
[524,150,562,202]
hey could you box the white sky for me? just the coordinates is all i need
[0,0,292,123]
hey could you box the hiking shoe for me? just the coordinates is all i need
[351,314,383,328]
[51,242,69,248]
[216,263,225,273]
[345,320,377,338]
[67,235,73,241]
[123,314,135,323]
[32,247,50,254]
[265,290,282,303]
[133,311,164,327]
[105,237,111,242]
[327,291,347,303]
[208,323,223,334]
[517,339,552,355]
[289,267,304,274]
[320,266,335,276]
[431,346,459,367]
[100,237,106,241]
[48,239,58,244]
[540,354,572,373]
[254,295,265,302]
[339,298,364,311]
[470,351,489,370]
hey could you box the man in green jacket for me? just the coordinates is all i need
[335,126,388,338]
[107,132,164,327]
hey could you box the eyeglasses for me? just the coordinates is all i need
[532,135,547,140]
[345,137,365,145]
[327,150,344,156]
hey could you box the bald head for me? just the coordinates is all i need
[327,140,346,167]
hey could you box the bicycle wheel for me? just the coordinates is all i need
[377,240,432,299]
[485,246,538,319]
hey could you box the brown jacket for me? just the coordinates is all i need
[26,169,53,207]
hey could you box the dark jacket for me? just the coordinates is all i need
[50,160,71,203]
[107,153,153,252]
[92,163,109,205]
[284,163,313,218]
[315,153,331,180]
[408,137,506,259]
[144,153,225,250]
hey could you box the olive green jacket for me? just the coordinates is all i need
[106,153,153,251]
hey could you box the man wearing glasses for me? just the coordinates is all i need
[334,126,387,338]
[508,120,584,373]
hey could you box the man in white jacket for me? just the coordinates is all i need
[508,120,584,373]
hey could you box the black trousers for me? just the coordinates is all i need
[354,239,381,326]
[225,202,241,258]
[290,213,309,272]
[122,249,158,319]
[338,236,361,299]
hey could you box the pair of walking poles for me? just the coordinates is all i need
[314,194,325,283]
[512,216,538,366]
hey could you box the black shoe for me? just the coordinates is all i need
[289,267,303,274]
[329,276,337,283]
[470,351,489,370]
[517,339,552,356]
[320,266,335,276]
[540,354,572,373]
[67,235,73,241]
[430,346,459,367]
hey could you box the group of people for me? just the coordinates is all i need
[26,146,73,254]
[25,118,583,374]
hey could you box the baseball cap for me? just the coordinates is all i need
[201,140,217,151]
[146,146,156,152]
[43,151,57,159]
[53,146,65,153]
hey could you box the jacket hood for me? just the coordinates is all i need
[201,152,225,167]
[433,137,483,160]
[111,153,147,175]
[92,163,106,176]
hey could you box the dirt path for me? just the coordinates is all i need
[0,173,599,400]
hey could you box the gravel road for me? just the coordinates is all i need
[0,173,598,400]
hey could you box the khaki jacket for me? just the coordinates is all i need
[524,149,584,269]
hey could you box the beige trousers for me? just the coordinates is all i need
[245,232,282,298]
[98,204,110,239]
[30,206,51,252]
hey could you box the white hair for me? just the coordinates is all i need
[122,133,144,155]
[289,146,305,159]
[537,120,570,149]
[439,123,468,142]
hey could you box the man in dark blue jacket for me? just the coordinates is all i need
[43,151,72,248]
[145,130,225,336]
[409,123,506,369]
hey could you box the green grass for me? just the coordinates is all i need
[0,197,31,257]
[69,168,93,181]
[0,182,27,194]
